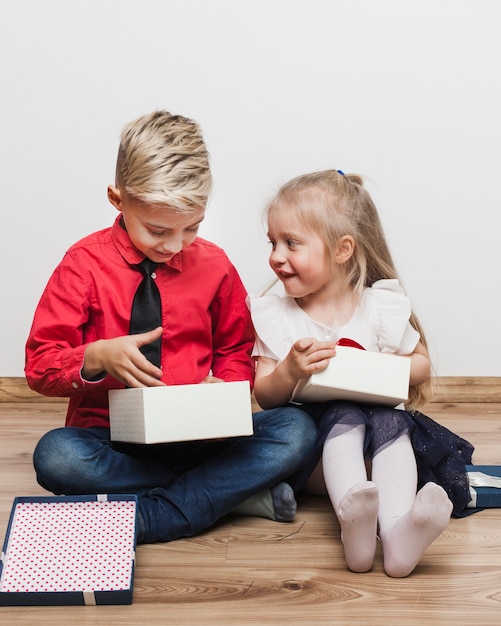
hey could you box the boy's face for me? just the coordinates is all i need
[108,186,205,263]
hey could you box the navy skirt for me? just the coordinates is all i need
[292,400,475,517]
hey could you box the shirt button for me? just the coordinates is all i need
[151,272,157,279]
[71,381,79,389]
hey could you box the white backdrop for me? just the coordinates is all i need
[1,0,500,377]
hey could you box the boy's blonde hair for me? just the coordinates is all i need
[115,110,212,212]
[266,169,430,409]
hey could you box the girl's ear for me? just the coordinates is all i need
[335,235,355,264]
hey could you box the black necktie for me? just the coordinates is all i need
[129,258,162,367]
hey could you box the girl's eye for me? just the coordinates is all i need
[187,227,199,234]
[267,240,276,249]
[149,230,164,237]
[287,239,299,249]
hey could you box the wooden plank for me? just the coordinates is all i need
[2,376,500,404]
[431,377,501,403]
[0,377,66,403]
[1,401,501,624]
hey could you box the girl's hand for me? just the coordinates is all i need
[253,337,336,410]
[83,327,165,388]
[408,341,431,385]
[283,337,337,381]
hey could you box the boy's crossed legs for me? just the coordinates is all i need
[33,406,316,543]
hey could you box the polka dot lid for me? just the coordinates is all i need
[0,496,137,602]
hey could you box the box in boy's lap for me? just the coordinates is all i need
[109,380,253,444]
[292,345,411,406]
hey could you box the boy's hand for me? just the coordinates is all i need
[283,337,336,381]
[83,327,165,388]
[201,375,225,383]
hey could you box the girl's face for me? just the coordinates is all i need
[267,208,332,299]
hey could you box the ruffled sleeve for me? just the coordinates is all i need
[247,294,292,362]
[370,279,420,354]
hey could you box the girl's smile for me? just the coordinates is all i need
[267,213,332,299]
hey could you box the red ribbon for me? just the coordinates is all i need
[336,337,365,350]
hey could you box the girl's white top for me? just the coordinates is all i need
[249,278,420,362]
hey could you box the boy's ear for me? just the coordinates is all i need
[335,235,355,264]
[107,185,123,211]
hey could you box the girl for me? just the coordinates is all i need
[249,169,474,578]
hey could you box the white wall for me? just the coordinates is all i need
[1,0,500,377]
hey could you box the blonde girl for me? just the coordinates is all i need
[249,170,474,577]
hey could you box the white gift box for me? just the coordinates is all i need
[291,345,410,406]
[109,380,253,444]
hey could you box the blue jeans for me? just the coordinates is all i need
[33,407,316,543]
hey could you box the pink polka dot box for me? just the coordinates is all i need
[0,494,137,606]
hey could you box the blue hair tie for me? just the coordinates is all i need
[337,169,345,176]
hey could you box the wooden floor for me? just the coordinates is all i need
[2,401,501,625]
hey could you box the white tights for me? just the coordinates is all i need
[321,424,453,577]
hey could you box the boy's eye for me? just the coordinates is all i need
[187,227,199,234]
[287,239,299,249]
[149,230,164,237]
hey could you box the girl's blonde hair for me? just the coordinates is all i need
[266,169,430,409]
[115,110,212,213]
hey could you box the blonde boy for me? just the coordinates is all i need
[26,110,316,543]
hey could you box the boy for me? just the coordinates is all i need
[25,110,316,543]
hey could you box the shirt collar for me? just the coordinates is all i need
[111,215,183,272]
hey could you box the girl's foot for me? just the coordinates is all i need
[381,482,452,578]
[337,481,379,573]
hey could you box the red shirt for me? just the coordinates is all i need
[25,216,255,428]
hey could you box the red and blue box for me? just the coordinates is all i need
[467,465,501,508]
[0,494,137,606]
